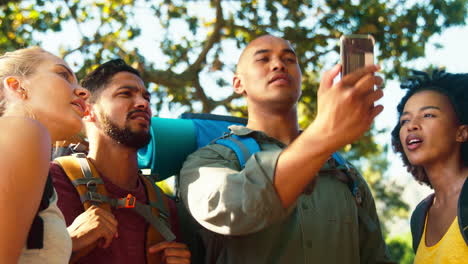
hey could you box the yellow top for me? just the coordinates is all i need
[414,216,468,264]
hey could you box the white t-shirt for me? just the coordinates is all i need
[18,189,72,264]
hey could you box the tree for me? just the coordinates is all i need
[1,0,466,246]
[386,232,415,264]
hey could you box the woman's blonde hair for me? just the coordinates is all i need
[0,47,53,115]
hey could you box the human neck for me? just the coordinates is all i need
[426,158,468,205]
[87,134,140,190]
[4,107,60,141]
[246,104,300,145]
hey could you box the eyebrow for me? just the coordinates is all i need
[116,85,150,97]
[117,85,139,92]
[56,64,74,77]
[401,105,441,116]
[253,48,297,56]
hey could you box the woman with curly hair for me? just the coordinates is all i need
[391,70,468,263]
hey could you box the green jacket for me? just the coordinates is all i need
[180,126,394,264]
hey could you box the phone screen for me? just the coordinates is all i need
[340,35,374,76]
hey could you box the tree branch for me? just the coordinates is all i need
[216,92,241,106]
[0,0,20,5]
[63,0,85,38]
[187,0,224,73]
[193,75,214,112]
[142,69,187,90]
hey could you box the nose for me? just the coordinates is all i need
[407,117,421,131]
[271,57,286,72]
[74,86,90,100]
[135,95,150,110]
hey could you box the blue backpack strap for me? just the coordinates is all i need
[332,152,346,165]
[215,134,260,169]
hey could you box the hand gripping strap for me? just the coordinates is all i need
[67,155,175,241]
[215,134,260,169]
[55,155,174,263]
[53,155,111,263]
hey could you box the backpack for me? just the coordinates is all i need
[137,113,248,181]
[410,178,468,252]
[137,113,375,231]
[54,154,176,264]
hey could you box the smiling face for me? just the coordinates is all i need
[399,90,466,167]
[24,53,89,140]
[233,35,302,109]
[90,71,152,149]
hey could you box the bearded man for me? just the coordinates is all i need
[51,59,190,264]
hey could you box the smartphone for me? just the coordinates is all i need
[340,34,375,77]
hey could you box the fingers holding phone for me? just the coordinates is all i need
[310,34,384,149]
[340,34,375,77]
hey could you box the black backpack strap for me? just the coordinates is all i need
[410,193,434,252]
[331,153,364,206]
[331,153,378,232]
[458,177,468,246]
[26,174,54,249]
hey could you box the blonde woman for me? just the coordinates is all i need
[0,47,89,263]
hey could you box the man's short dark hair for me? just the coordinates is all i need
[81,59,141,102]
[391,70,468,186]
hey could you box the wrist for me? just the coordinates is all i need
[303,121,343,155]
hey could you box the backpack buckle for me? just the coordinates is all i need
[353,185,363,206]
[87,191,104,203]
[118,194,136,208]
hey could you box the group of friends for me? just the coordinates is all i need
[0,35,466,264]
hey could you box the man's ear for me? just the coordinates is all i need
[3,76,27,99]
[456,124,468,143]
[233,74,245,95]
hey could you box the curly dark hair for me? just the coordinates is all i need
[81,59,140,103]
[391,70,468,187]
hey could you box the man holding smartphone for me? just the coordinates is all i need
[180,35,394,263]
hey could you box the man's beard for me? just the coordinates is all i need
[100,111,151,149]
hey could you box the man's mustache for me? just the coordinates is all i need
[126,109,150,119]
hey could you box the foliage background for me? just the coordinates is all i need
[2,0,467,262]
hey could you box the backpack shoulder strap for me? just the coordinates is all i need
[459,177,468,246]
[331,152,379,232]
[54,154,111,211]
[54,154,112,263]
[140,175,175,263]
[56,155,175,239]
[26,175,55,249]
[332,152,362,203]
[410,193,434,252]
[215,134,260,169]
[55,155,176,263]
